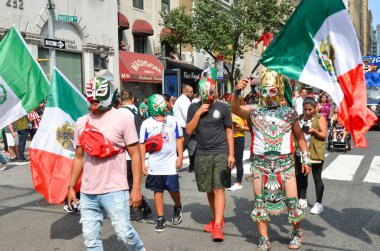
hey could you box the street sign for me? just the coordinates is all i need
[57,14,78,23]
[44,38,66,49]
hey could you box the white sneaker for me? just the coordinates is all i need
[310,202,324,214]
[298,198,308,209]
[0,163,6,171]
[228,183,242,191]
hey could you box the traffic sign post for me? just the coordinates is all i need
[57,14,78,23]
[44,38,66,50]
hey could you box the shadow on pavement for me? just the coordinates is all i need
[319,206,380,244]
[371,186,380,197]
[50,213,82,240]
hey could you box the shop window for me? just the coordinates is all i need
[134,35,146,54]
[133,0,144,10]
[162,0,170,13]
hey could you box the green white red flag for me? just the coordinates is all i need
[0,27,50,130]
[29,68,88,204]
[260,0,378,148]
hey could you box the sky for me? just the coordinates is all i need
[369,0,380,27]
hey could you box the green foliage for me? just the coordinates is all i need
[160,0,297,83]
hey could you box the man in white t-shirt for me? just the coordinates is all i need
[293,88,308,115]
[139,94,184,232]
[173,84,195,172]
[68,77,144,250]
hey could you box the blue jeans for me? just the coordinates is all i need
[0,151,8,164]
[17,129,29,160]
[79,191,144,251]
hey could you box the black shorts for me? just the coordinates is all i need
[145,174,180,192]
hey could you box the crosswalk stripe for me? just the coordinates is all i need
[322,155,364,181]
[363,156,380,184]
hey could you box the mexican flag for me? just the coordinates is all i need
[201,67,217,81]
[0,27,49,130]
[29,68,88,204]
[260,0,377,148]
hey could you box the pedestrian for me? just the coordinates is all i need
[67,77,145,250]
[119,90,152,221]
[173,84,196,172]
[28,107,41,140]
[15,116,29,162]
[186,78,235,242]
[5,122,19,162]
[139,94,184,232]
[2,128,8,152]
[293,88,308,116]
[232,68,311,250]
[317,93,332,124]
[296,97,327,215]
[0,149,8,171]
[229,97,249,191]
[162,94,174,116]
[139,98,149,117]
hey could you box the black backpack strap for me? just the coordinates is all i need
[122,106,138,116]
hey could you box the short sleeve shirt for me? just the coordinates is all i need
[187,101,232,154]
[74,108,138,194]
[139,115,183,175]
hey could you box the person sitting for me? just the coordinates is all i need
[332,119,347,142]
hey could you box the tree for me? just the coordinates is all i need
[160,0,297,88]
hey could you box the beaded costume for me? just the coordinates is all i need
[249,69,305,224]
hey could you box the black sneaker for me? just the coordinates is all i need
[130,206,144,221]
[9,157,18,162]
[172,204,183,225]
[155,217,166,232]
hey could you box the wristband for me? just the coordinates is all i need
[301,151,311,166]
[233,89,242,96]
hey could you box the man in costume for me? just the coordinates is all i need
[231,69,311,250]
[68,77,145,250]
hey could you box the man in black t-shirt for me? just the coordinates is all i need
[186,78,235,242]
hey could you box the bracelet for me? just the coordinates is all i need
[233,89,242,96]
[301,151,311,166]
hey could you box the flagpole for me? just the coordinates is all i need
[249,62,261,79]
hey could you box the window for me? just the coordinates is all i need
[134,35,146,54]
[133,0,143,10]
[162,0,170,13]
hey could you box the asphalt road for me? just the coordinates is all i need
[0,131,379,251]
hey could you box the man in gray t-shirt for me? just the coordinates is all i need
[186,78,235,242]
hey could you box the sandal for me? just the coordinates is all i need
[288,229,302,249]
[257,236,271,251]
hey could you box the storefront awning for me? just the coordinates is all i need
[118,12,129,30]
[132,19,154,36]
[119,51,163,83]
[166,58,202,85]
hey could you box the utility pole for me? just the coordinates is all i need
[46,0,56,80]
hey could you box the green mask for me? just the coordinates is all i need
[148,94,166,116]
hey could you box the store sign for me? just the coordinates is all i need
[44,38,66,49]
[131,60,161,74]
[57,14,78,23]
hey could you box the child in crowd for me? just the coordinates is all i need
[139,94,184,232]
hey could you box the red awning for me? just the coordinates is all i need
[119,51,163,83]
[132,19,154,36]
[118,12,129,30]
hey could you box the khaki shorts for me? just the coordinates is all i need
[194,154,231,193]
[5,133,18,146]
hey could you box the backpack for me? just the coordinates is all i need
[122,106,146,137]
[79,121,125,158]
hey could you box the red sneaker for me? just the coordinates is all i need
[203,218,225,233]
[212,224,224,242]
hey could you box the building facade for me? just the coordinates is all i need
[377,25,380,55]
[0,0,119,92]
[118,0,179,99]
[371,26,378,55]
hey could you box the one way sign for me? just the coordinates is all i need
[44,38,66,49]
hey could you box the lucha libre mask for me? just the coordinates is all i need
[148,94,167,116]
[260,68,283,108]
[199,78,216,103]
[261,85,279,107]
[86,77,117,112]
